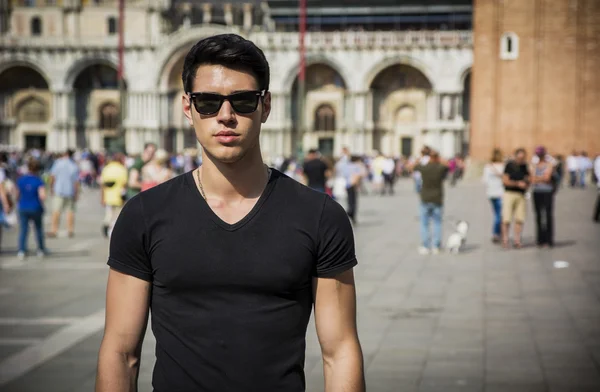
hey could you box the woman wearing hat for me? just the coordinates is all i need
[531,146,556,247]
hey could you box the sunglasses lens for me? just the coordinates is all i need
[231,93,259,114]
[194,98,221,115]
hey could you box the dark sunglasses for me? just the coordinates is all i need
[188,90,266,115]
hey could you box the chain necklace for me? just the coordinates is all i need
[195,166,272,201]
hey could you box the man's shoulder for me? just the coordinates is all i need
[273,169,329,205]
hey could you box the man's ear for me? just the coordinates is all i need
[182,94,194,126]
[261,92,272,123]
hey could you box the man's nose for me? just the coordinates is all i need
[216,100,236,123]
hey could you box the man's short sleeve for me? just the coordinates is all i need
[315,197,358,277]
[107,196,153,282]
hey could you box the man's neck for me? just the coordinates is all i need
[199,147,268,202]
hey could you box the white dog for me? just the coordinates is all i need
[446,220,469,254]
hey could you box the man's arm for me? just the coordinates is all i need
[96,269,151,392]
[314,269,365,392]
[128,168,142,191]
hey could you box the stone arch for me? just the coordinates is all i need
[363,56,436,92]
[64,56,123,89]
[0,62,50,87]
[154,25,242,90]
[282,55,350,93]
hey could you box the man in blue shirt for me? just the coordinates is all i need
[48,149,80,238]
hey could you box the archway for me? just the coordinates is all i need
[0,66,50,146]
[290,63,347,157]
[369,64,432,155]
[72,64,122,150]
[159,51,193,152]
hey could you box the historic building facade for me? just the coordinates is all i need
[0,0,473,161]
[471,0,600,161]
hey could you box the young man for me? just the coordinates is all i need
[96,34,365,392]
[413,151,448,255]
[48,149,80,238]
[502,148,530,248]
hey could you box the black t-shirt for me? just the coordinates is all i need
[503,161,530,194]
[302,158,328,189]
[107,169,357,392]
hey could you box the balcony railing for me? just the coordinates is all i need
[252,31,473,50]
[0,30,472,50]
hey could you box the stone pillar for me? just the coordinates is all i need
[441,95,452,120]
[243,3,253,30]
[202,3,212,24]
[427,93,438,122]
[224,3,233,26]
[441,129,454,158]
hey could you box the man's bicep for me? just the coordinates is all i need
[103,268,151,354]
[313,269,358,355]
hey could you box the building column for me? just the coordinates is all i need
[441,130,455,158]
[243,3,253,30]
[202,3,212,24]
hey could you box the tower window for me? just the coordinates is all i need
[500,32,519,60]
[31,17,42,36]
[108,17,117,35]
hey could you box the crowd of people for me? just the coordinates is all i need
[0,143,201,257]
[1,143,598,257]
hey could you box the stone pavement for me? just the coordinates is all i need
[0,179,599,392]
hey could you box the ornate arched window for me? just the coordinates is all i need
[314,104,336,131]
[99,103,119,130]
[17,97,48,123]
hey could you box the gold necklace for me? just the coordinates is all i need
[196,168,206,200]
[196,166,272,201]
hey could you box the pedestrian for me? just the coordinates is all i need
[501,148,530,249]
[126,142,157,199]
[413,151,448,255]
[99,152,128,238]
[566,150,579,187]
[530,146,556,247]
[96,33,365,392]
[483,148,504,243]
[47,149,80,238]
[344,155,365,224]
[140,148,175,191]
[302,148,330,193]
[15,158,48,260]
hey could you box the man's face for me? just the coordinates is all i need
[515,151,526,163]
[183,64,271,164]
[143,145,157,162]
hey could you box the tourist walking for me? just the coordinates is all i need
[48,149,80,238]
[501,148,530,248]
[530,146,556,247]
[483,148,505,243]
[100,152,129,238]
[413,151,448,255]
[15,159,48,259]
[593,154,600,223]
[302,148,330,193]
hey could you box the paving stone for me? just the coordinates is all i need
[0,181,598,391]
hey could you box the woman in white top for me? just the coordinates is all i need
[141,149,175,191]
[483,148,505,243]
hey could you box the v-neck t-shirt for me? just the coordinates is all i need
[107,168,358,392]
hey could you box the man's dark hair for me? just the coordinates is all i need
[515,148,526,155]
[66,149,75,158]
[308,148,318,154]
[182,34,270,93]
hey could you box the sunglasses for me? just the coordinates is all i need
[188,90,266,116]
